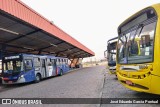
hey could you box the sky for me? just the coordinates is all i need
[21,0,159,62]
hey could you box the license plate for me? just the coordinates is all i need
[8,81,13,84]
[126,80,133,85]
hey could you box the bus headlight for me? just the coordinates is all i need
[20,75,24,78]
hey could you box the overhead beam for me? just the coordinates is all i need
[65,50,83,58]
[23,41,65,55]
[0,43,48,53]
[0,10,39,31]
[5,29,41,43]
[74,53,89,58]
[0,43,28,50]
[55,47,76,56]
[69,50,83,55]
[38,41,65,54]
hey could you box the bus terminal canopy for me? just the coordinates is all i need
[0,0,94,59]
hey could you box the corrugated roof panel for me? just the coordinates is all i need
[0,0,95,57]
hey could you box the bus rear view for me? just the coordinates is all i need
[117,4,160,94]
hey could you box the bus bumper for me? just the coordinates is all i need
[109,66,116,74]
[2,77,26,84]
[117,72,160,95]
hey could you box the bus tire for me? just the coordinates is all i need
[35,74,41,83]
[59,70,63,76]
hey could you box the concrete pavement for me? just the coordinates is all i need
[0,65,160,107]
[0,66,106,107]
[101,69,160,107]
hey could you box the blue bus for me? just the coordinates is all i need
[2,54,70,84]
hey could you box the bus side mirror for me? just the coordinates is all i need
[107,43,111,52]
[104,50,107,58]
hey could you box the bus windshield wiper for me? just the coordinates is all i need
[132,24,144,42]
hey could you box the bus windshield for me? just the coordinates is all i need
[108,53,116,62]
[107,42,117,63]
[118,21,156,64]
[106,37,117,61]
[3,60,22,73]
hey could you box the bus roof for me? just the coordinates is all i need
[107,37,118,43]
[118,3,160,34]
[3,53,67,59]
[22,54,67,59]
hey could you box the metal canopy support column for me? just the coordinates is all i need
[0,45,6,77]
[75,58,79,68]
[69,57,75,68]
[0,44,6,59]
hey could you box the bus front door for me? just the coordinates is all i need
[52,59,57,76]
[41,59,47,78]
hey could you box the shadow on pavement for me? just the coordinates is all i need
[133,92,160,98]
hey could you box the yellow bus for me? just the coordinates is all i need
[117,3,160,94]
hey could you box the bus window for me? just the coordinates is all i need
[41,59,45,67]
[47,58,52,66]
[68,60,71,65]
[0,60,2,74]
[24,59,33,72]
[33,58,40,67]
[51,59,56,66]
[15,61,21,71]
[139,22,156,56]
[58,59,61,65]
[48,62,52,66]
[56,59,59,65]
[62,59,63,64]
[65,59,68,64]
[3,60,21,73]
[8,61,13,70]
[118,22,156,64]
[62,59,64,64]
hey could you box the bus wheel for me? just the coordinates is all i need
[59,70,63,76]
[35,74,41,83]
